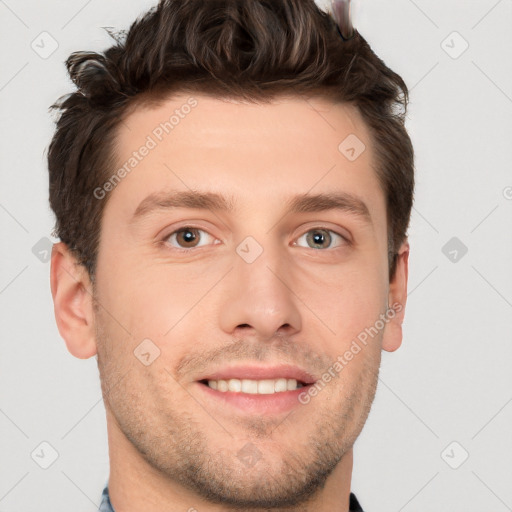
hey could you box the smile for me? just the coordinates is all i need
[195,364,317,414]
[203,378,305,394]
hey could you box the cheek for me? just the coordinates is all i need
[96,258,220,347]
[298,258,388,344]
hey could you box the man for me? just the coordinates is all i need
[48,0,414,510]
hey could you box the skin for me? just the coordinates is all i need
[50,93,409,512]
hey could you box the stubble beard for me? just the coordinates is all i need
[94,312,380,511]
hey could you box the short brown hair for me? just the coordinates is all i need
[47,0,414,281]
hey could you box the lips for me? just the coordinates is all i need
[196,364,317,385]
[195,364,318,414]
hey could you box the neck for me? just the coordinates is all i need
[106,407,354,512]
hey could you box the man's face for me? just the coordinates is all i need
[92,93,405,507]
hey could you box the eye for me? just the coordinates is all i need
[161,226,349,252]
[163,227,219,250]
[294,228,349,250]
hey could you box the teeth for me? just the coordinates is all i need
[241,379,258,394]
[228,379,242,392]
[258,379,275,394]
[275,378,288,392]
[206,378,304,394]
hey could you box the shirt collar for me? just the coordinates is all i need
[98,482,115,512]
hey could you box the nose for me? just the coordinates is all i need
[217,240,302,342]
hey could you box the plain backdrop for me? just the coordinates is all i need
[1,0,511,511]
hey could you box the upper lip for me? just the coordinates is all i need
[197,364,317,385]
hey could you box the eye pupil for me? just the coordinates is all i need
[177,228,199,247]
[307,229,331,249]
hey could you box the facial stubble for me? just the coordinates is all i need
[93,304,381,511]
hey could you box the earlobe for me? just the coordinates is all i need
[50,242,97,359]
[382,240,409,353]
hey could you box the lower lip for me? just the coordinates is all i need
[196,382,313,415]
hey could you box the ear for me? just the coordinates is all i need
[382,240,409,353]
[50,242,97,359]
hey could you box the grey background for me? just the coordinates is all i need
[1,0,511,510]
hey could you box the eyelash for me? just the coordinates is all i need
[161,225,350,252]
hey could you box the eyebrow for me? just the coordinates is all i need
[130,190,372,225]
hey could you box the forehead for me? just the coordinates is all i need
[106,92,385,232]
[120,92,371,151]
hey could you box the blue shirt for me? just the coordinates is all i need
[98,483,114,512]
[98,483,364,511]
